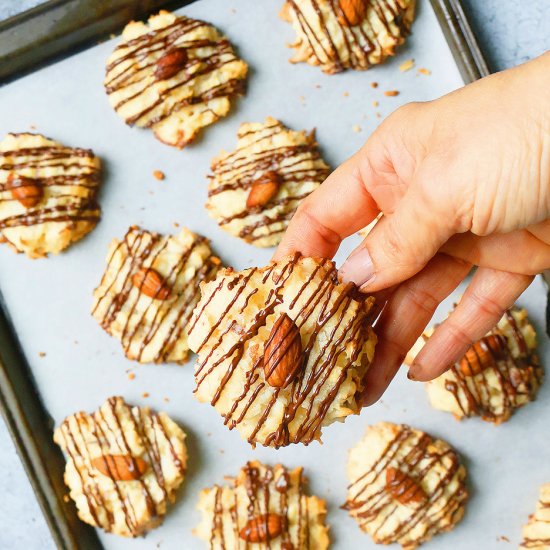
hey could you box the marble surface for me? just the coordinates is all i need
[0,1,548,549]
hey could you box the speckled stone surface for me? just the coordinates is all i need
[0,1,548,549]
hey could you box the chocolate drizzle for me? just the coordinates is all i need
[207,119,330,246]
[190,254,376,447]
[521,483,550,548]
[54,396,186,537]
[287,0,414,73]
[92,226,220,364]
[343,424,467,547]
[438,308,542,423]
[104,13,247,143]
[205,462,323,549]
[0,134,101,244]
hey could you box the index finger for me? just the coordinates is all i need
[273,149,380,260]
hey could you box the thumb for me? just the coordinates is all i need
[340,185,458,292]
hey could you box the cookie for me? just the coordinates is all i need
[521,483,550,549]
[281,0,416,74]
[0,133,101,258]
[104,10,248,148]
[194,460,329,549]
[53,396,187,537]
[205,117,330,247]
[188,253,377,447]
[408,307,542,424]
[344,422,468,549]
[92,226,221,364]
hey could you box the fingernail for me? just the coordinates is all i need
[340,247,375,288]
[407,362,422,381]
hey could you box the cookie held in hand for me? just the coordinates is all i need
[188,254,377,448]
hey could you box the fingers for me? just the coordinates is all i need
[441,224,550,275]
[273,149,380,261]
[340,182,459,292]
[360,254,472,406]
[409,267,534,381]
[274,102,429,262]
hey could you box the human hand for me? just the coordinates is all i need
[274,52,550,405]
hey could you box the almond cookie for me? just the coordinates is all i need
[92,226,221,364]
[522,483,550,549]
[408,307,542,424]
[194,460,329,549]
[0,133,101,258]
[187,254,377,448]
[344,422,468,549]
[53,396,187,537]
[281,0,416,74]
[205,117,330,247]
[104,10,248,148]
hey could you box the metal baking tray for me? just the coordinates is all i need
[0,1,492,549]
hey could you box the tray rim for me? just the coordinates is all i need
[0,1,490,548]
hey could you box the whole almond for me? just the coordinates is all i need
[459,334,506,376]
[264,313,303,388]
[338,0,367,26]
[239,513,283,542]
[385,467,427,506]
[132,267,171,300]
[246,171,281,210]
[155,47,188,80]
[91,454,148,481]
[7,174,43,208]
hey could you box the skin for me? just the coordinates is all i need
[274,52,550,405]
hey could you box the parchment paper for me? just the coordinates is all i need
[0,1,547,548]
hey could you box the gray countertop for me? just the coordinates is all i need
[0,1,549,549]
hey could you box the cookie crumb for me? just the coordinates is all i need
[497,535,510,542]
[343,91,349,97]
[314,84,321,89]
[128,372,136,381]
[418,67,431,76]
[376,112,382,118]
[173,222,180,228]
[142,392,150,398]
[371,82,378,88]
[163,397,170,403]
[38,352,46,358]
[372,101,379,107]
[384,90,399,97]
[352,125,361,133]
[399,59,415,72]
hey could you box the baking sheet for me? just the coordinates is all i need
[0,0,547,548]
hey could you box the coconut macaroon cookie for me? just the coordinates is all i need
[53,396,187,537]
[104,10,248,148]
[521,483,550,549]
[205,117,330,247]
[408,307,542,424]
[194,460,329,549]
[0,133,101,258]
[188,254,377,448]
[92,226,221,364]
[281,0,416,74]
[344,422,468,549]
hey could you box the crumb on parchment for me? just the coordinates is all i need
[399,59,415,72]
